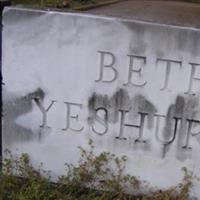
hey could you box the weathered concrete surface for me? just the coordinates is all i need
[89,0,200,29]
[2,6,200,198]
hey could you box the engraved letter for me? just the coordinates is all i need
[156,58,182,91]
[155,114,180,158]
[185,63,200,95]
[62,102,84,132]
[116,109,129,140]
[34,98,57,128]
[124,55,147,87]
[116,110,148,143]
[92,107,108,135]
[95,51,118,83]
[182,119,200,149]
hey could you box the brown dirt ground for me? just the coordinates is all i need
[88,0,200,28]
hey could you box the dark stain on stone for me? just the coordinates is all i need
[176,30,200,58]
[176,95,200,161]
[88,89,128,124]
[120,21,148,54]
[88,92,110,125]
[111,88,130,110]
[110,88,131,123]
[162,95,200,160]
[133,95,157,129]
[162,96,187,146]
[28,87,45,100]
[162,96,185,158]
[88,88,157,130]
[3,88,45,147]
[163,104,175,145]
[122,19,200,59]
[174,96,185,118]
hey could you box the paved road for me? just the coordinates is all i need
[88,0,200,28]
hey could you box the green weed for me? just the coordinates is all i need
[0,141,194,200]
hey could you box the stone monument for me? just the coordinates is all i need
[2,6,200,198]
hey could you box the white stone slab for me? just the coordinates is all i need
[2,7,200,198]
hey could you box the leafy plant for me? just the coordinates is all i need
[0,142,195,200]
[59,139,141,198]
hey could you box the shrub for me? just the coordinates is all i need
[0,141,194,200]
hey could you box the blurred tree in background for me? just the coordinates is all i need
[12,0,98,8]
[11,0,200,11]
